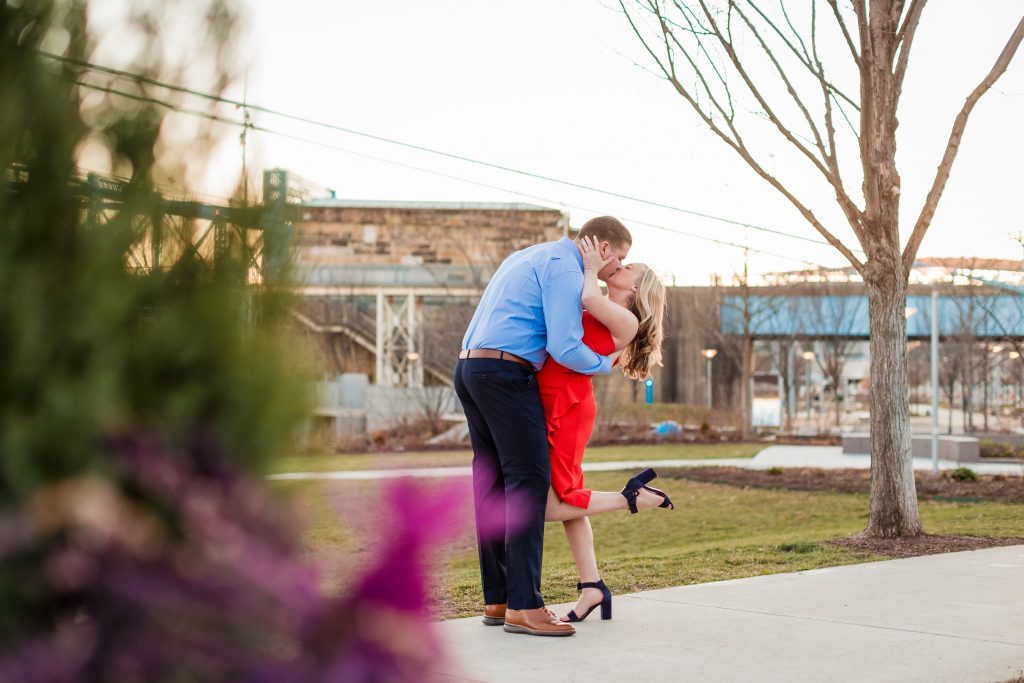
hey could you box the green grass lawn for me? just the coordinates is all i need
[270,442,765,474]
[271,470,1024,620]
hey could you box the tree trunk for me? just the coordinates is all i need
[834,380,842,429]
[947,384,954,434]
[983,370,990,431]
[740,336,754,440]
[864,273,922,537]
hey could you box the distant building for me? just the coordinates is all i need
[293,200,568,384]
[294,199,567,277]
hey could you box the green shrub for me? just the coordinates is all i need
[767,466,785,476]
[979,439,1016,459]
[949,467,978,482]
[0,2,452,679]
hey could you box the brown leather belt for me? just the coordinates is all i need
[459,348,532,368]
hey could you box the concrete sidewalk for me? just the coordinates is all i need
[269,444,1024,481]
[426,545,1024,683]
[750,445,1024,476]
[267,457,753,481]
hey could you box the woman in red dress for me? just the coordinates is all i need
[538,236,670,623]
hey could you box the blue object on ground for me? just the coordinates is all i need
[654,420,681,436]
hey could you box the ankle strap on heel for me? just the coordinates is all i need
[577,579,605,590]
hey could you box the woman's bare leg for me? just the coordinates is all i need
[544,486,665,522]
[560,516,604,621]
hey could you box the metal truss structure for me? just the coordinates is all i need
[2,165,316,285]
[375,290,423,388]
[295,285,480,388]
[6,163,479,389]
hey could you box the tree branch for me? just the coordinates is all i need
[902,14,1024,275]
[827,0,862,68]
[746,0,861,113]
[621,1,742,146]
[660,3,744,135]
[622,0,865,273]
[731,2,828,157]
[696,0,835,182]
[811,2,867,245]
[893,0,926,91]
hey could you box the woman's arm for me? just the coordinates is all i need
[579,238,639,349]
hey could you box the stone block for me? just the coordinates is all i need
[841,432,980,464]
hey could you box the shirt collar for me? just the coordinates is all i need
[558,237,583,271]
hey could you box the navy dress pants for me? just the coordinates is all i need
[453,358,550,610]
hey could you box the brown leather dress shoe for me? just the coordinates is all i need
[482,603,507,626]
[503,607,576,636]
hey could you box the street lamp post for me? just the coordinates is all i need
[1010,351,1021,410]
[701,348,718,409]
[990,344,1005,430]
[802,350,816,422]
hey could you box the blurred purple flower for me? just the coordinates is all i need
[353,477,465,612]
[0,435,469,682]
[471,458,532,542]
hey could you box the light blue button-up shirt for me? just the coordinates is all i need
[462,237,612,375]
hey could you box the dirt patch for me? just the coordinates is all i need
[827,534,1024,558]
[659,466,1024,504]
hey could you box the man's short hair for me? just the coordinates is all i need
[577,216,632,247]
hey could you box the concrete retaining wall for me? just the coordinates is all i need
[315,373,460,435]
[841,432,979,463]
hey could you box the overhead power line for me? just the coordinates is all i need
[43,50,862,254]
[71,78,836,270]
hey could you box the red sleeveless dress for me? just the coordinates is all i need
[537,311,615,509]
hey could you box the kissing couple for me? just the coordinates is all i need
[454,216,672,637]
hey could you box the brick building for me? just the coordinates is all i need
[295,200,568,271]
[293,200,570,384]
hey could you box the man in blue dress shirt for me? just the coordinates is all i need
[455,216,632,637]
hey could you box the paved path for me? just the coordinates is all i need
[269,445,1024,480]
[425,545,1024,683]
[267,457,753,481]
[751,445,1024,476]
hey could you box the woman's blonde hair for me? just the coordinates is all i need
[619,267,666,381]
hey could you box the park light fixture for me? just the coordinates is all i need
[802,350,816,420]
[701,348,717,408]
[991,344,1004,354]
[1010,351,1020,359]
[405,351,421,361]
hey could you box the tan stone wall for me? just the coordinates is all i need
[294,203,567,267]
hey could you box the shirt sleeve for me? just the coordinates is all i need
[541,269,612,375]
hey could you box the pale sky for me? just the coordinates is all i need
[91,1,1024,284]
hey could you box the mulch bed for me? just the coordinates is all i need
[659,466,1024,503]
[827,534,1024,558]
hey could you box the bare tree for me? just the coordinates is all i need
[964,283,1024,431]
[936,336,962,434]
[620,1,1024,537]
[765,289,805,430]
[906,341,929,407]
[800,279,864,428]
[702,250,789,438]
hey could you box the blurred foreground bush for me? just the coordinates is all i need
[0,2,456,680]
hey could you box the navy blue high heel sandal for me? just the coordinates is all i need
[565,579,613,622]
[620,467,657,514]
[642,484,674,510]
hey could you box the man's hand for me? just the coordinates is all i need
[578,235,615,274]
